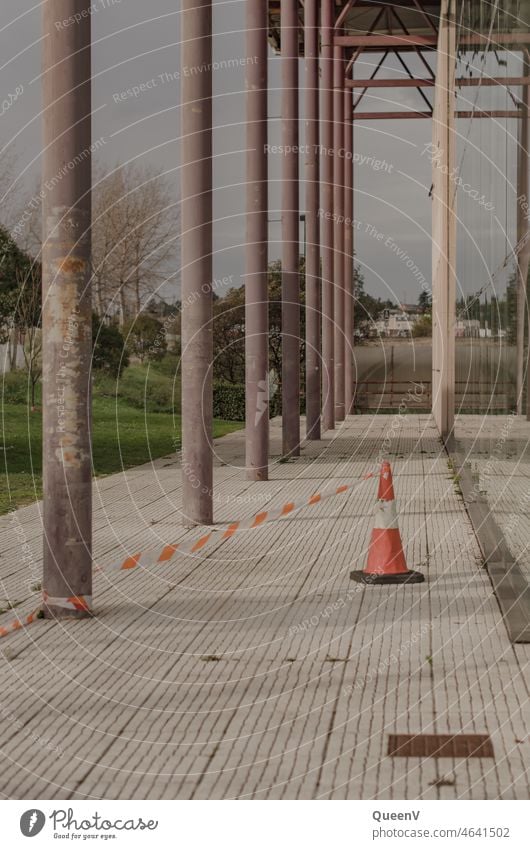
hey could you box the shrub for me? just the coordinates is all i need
[213,382,245,421]
[123,315,167,362]
[212,382,297,421]
[92,316,129,377]
[1,370,35,405]
[412,315,432,337]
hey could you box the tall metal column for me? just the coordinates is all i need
[431,0,456,441]
[245,0,269,478]
[281,0,300,457]
[523,58,530,421]
[333,44,345,421]
[344,85,354,416]
[321,0,335,431]
[181,0,213,524]
[42,0,92,618]
[517,54,530,418]
[304,0,321,440]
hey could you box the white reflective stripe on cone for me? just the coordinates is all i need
[373,499,399,530]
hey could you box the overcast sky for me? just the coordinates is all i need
[0,0,521,306]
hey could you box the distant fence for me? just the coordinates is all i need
[353,380,517,413]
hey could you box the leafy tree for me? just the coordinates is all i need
[418,289,431,314]
[412,314,432,337]
[212,287,245,383]
[354,268,394,338]
[505,277,517,346]
[0,227,42,399]
[92,315,129,377]
[123,314,167,362]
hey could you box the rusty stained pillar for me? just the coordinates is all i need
[42,0,93,618]
[304,0,321,440]
[344,84,354,415]
[181,0,213,524]
[517,54,530,418]
[281,0,300,457]
[523,57,530,421]
[333,43,345,421]
[321,0,335,431]
[245,0,269,478]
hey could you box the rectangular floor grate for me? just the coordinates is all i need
[388,734,494,758]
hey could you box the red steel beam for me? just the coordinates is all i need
[336,34,437,48]
[347,77,435,87]
[347,76,530,87]
[337,33,530,48]
[457,76,530,86]
[352,109,522,119]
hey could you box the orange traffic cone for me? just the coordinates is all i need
[350,461,424,585]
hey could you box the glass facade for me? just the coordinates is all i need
[455,0,530,415]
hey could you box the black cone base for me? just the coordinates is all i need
[350,569,425,585]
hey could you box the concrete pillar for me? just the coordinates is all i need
[431,0,456,441]
[181,0,213,524]
[321,0,335,432]
[304,0,321,440]
[344,86,354,415]
[42,0,93,618]
[333,45,345,422]
[517,55,530,418]
[245,0,269,478]
[281,0,300,457]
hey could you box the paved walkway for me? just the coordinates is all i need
[0,415,528,799]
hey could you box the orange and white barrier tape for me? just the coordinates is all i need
[0,594,92,640]
[43,593,93,613]
[103,472,375,574]
[0,606,41,639]
[0,471,375,639]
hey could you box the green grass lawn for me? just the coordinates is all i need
[1,367,242,515]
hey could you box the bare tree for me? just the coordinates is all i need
[15,263,42,407]
[92,163,180,322]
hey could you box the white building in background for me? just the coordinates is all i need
[0,341,25,373]
[374,305,422,337]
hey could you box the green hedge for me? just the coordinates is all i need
[1,371,40,405]
[213,382,297,421]
[213,383,245,420]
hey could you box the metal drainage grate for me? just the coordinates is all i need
[388,734,494,758]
